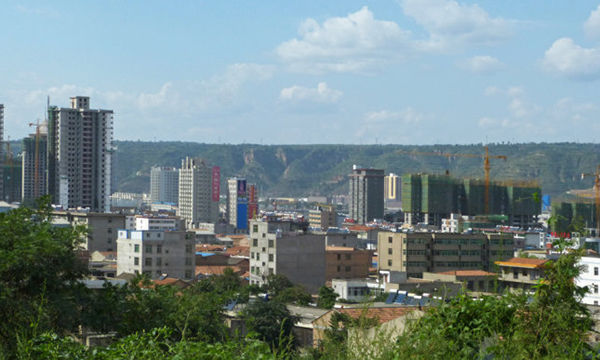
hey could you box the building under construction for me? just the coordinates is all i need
[402,173,541,228]
[551,201,597,235]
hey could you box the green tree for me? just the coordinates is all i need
[317,286,338,309]
[241,300,298,350]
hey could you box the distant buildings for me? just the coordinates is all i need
[116,229,195,280]
[378,231,514,278]
[22,131,48,203]
[177,157,220,228]
[47,96,113,212]
[402,174,541,228]
[325,246,371,281]
[0,104,4,196]
[349,167,384,224]
[308,204,336,231]
[249,220,325,292]
[384,173,401,207]
[150,166,179,205]
[52,211,125,253]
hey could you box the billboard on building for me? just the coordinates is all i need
[237,179,247,197]
[212,166,220,202]
[237,201,248,229]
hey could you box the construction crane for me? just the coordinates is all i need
[581,165,600,236]
[28,119,42,198]
[396,146,508,214]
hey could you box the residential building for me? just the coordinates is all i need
[249,220,325,293]
[177,157,220,228]
[325,246,372,281]
[47,96,113,212]
[150,166,179,204]
[422,270,497,292]
[577,255,600,306]
[309,204,337,231]
[226,177,250,230]
[349,166,384,224]
[378,232,514,278]
[22,131,48,203]
[441,213,463,233]
[133,215,184,231]
[2,161,21,203]
[53,211,125,252]
[495,257,548,292]
[116,229,195,280]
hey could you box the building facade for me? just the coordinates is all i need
[150,166,179,204]
[177,157,220,228]
[577,256,600,306]
[116,229,195,280]
[325,246,372,281]
[495,257,547,292]
[249,220,326,293]
[349,167,384,224]
[309,204,337,231]
[47,96,113,212]
[378,231,514,278]
[52,211,125,253]
[22,132,48,203]
[227,177,249,230]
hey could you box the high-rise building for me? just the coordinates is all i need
[2,160,22,203]
[150,166,179,204]
[227,177,251,230]
[0,104,4,195]
[177,157,220,228]
[47,96,113,212]
[384,173,400,201]
[22,130,48,203]
[348,166,384,224]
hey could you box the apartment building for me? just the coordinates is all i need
[309,204,337,231]
[249,220,325,293]
[22,131,48,203]
[577,255,600,305]
[47,96,113,212]
[349,167,384,224]
[325,246,372,281]
[116,229,195,280]
[150,166,179,204]
[495,257,547,292]
[378,232,514,278]
[177,157,220,228]
[53,211,126,252]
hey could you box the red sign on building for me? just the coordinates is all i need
[211,166,220,202]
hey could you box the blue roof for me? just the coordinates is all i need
[196,252,215,257]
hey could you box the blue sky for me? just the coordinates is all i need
[1,0,600,144]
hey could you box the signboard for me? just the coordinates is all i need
[237,179,247,197]
[237,203,248,229]
[211,166,220,202]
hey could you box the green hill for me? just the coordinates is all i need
[111,142,600,198]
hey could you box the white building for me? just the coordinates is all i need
[441,214,463,233]
[47,96,113,212]
[116,229,195,280]
[134,215,184,231]
[177,157,219,228]
[150,166,179,204]
[577,256,600,306]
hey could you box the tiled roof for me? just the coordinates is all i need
[195,265,242,276]
[337,307,417,325]
[225,246,250,257]
[495,257,548,269]
[152,278,190,289]
[437,270,497,277]
[196,244,227,252]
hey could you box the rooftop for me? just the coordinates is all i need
[495,257,548,269]
[333,307,418,325]
[437,270,497,277]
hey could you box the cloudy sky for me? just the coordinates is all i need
[1,0,599,144]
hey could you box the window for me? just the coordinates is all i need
[345,266,351,272]
[513,270,518,279]
[595,267,598,276]
[185,257,192,266]
[268,254,274,262]
[595,284,599,294]
[337,254,341,260]
[145,258,152,266]
[156,257,162,266]
[478,280,484,290]
[253,224,258,233]
[134,244,140,253]
[337,265,341,272]
[145,245,152,253]
[253,239,258,247]
[268,268,274,275]
[268,240,274,248]
[345,254,351,260]
[388,260,392,266]
[134,257,139,266]
[185,270,192,279]
[185,244,193,253]
[388,248,393,255]
[388,236,393,243]
[156,245,162,253]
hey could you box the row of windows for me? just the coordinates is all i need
[435,262,482,268]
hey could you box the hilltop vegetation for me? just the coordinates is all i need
[112,142,600,198]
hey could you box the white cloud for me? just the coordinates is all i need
[365,108,424,124]
[542,37,600,80]
[401,0,513,51]
[584,4,600,40]
[460,55,504,74]
[280,82,342,103]
[276,6,413,73]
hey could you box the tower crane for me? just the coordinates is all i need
[396,146,508,214]
[581,165,600,236]
[28,119,42,198]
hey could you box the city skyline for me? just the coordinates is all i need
[1,1,600,144]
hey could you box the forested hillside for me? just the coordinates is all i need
[107,142,600,198]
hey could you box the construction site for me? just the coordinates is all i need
[402,174,541,228]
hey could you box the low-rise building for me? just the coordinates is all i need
[325,246,372,281]
[116,229,195,280]
[495,257,547,292]
[422,270,497,292]
[53,211,125,252]
[309,205,337,231]
[577,255,600,305]
[249,220,325,293]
